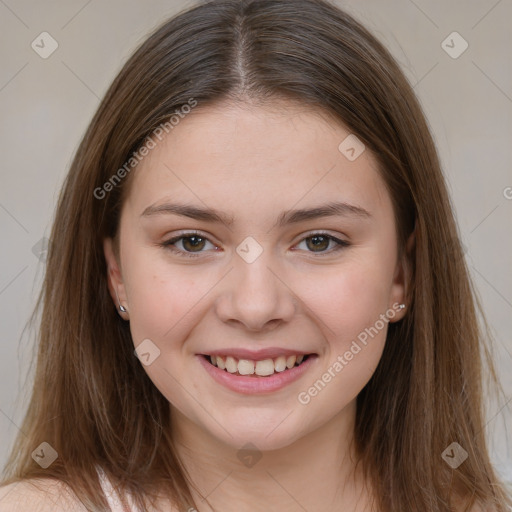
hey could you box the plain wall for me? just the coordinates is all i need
[1,0,511,487]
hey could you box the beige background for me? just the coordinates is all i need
[0,0,511,486]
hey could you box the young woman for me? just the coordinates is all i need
[0,0,510,511]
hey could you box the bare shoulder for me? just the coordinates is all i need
[0,478,188,512]
[0,479,86,512]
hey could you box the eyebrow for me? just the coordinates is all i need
[140,200,371,227]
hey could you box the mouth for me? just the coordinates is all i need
[201,353,312,377]
[197,351,318,394]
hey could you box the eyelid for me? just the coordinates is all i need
[297,229,347,242]
[163,229,213,241]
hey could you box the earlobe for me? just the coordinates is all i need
[103,237,129,318]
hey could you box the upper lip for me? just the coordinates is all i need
[200,348,314,360]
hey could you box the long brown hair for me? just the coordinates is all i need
[2,0,510,510]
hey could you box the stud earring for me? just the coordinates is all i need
[114,287,127,314]
[398,304,406,310]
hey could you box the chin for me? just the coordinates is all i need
[206,415,308,453]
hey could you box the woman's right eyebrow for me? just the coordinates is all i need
[140,200,372,228]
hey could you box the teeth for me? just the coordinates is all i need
[255,359,275,376]
[206,353,308,376]
[274,356,287,372]
[225,356,238,373]
[286,355,296,369]
[238,359,255,375]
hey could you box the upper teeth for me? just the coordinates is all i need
[209,354,305,376]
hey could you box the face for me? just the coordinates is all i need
[104,100,409,451]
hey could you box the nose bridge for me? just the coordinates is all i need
[215,239,296,330]
[237,250,277,299]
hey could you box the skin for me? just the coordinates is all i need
[104,99,412,512]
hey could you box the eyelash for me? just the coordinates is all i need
[161,230,350,258]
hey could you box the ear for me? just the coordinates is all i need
[388,228,415,322]
[104,237,129,318]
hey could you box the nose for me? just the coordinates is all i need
[214,248,297,332]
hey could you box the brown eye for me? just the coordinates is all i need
[295,233,349,255]
[162,232,217,257]
[305,235,330,252]
[181,235,206,252]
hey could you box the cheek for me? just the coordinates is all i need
[295,255,393,403]
[301,255,394,340]
[122,248,206,344]
[121,251,211,414]
[296,268,390,416]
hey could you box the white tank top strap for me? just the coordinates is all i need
[96,465,140,512]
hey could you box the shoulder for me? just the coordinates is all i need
[0,479,86,512]
[0,476,183,512]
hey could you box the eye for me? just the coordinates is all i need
[294,232,349,255]
[161,231,218,258]
[161,231,349,258]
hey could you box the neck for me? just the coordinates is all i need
[168,399,374,512]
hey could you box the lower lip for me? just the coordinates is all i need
[197,354,317,394]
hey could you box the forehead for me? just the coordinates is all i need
[123,99,390,223]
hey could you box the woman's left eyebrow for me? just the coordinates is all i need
[140,200,372,228]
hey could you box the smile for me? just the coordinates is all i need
[204,354,308,377]
[197,353,318,394]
